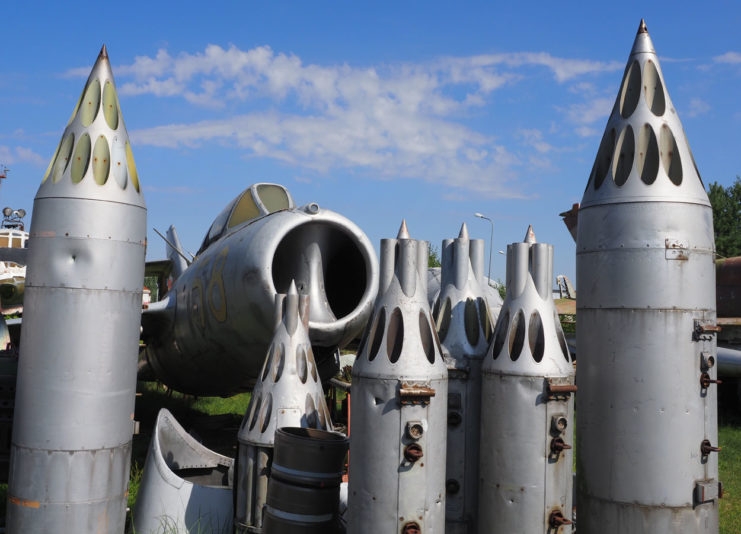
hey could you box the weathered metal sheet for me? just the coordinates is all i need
[132,409,234,534]
[348,221,448,534]
[7,46,146,534]
[575,20,719,533]
[479,235,574,534]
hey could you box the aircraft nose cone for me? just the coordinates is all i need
[295,240,337,324]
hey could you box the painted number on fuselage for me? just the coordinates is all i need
[208,247,228,322]
[189,246,229,326]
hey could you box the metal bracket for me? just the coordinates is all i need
[545,378,577,401]
[694,320,721,341]
[665,238,688,260]
[694,480,722,504]
[399,383,435,406]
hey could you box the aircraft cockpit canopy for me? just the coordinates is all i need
[198,183,295,253]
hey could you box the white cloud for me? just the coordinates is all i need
[448,52,621,83]
[0,145,46,167]
[714,51,741,64]
[518,129,554,154]
[686,98,711,118]
[132,111,521,196]
[63,44,621,197]
[574,126,599,138]
[558,96,613,137]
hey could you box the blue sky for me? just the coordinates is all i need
[1,2,740,284]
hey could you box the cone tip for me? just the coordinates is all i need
[524,224,536,244]
[397,219,410,239]
[288,280,298,295]
[458,222,469,239]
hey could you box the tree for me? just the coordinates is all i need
[428,244,441,268]
[707,176,741,258]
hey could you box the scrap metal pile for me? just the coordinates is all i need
[3,19,724,534]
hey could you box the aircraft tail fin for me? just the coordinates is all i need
[166,225,189,280]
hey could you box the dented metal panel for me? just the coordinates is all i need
[7,46,146,534]
[132,409,234,534]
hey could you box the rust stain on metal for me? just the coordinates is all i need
[550,437,572,455]
[402,521,422,534]
[399,383,435,405]
[700,439,721,456]
[700,372,722,389]
[404,443,424,463]
[548,509,572,528]
[8,496,40,508]
[545,379,577,401]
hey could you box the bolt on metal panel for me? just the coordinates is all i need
[432,223,492,533]
[347,221,448,534]
[235,282,334,533]
[479,231,575,533]
[6,46,146,534]
[575,20,719,533]
[132,409,234,534]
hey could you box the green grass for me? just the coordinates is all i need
[719,395,741,534]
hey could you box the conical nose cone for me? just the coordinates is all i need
[580,21,708,209]
[37,46,145,208]
[630,18,656,56]
[523,225,536,244]
[397,219,411,239]
[458,222,469,240]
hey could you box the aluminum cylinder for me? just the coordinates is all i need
[347,221,448,534]
[432,223,493,533]
[479,233,574,533]
[7,46,146,533]
[575,20,719,533]
[236,283,335,533]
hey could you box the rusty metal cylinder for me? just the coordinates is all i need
[347,221,448,533]
[575,21,719,533]
[271,427,348,488]
[7,47,146,533]
[479,234,574,533]
[263,428,347,534]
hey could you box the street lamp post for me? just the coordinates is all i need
[474,212,493,286]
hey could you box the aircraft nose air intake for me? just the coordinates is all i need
[272,220,368,323]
